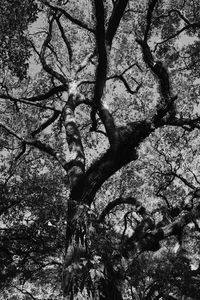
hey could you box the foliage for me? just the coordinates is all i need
[1,0,200,299]
[0,0,38,79]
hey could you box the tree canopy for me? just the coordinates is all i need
[1,0,200,299]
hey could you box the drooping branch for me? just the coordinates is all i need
[98,196,142,222]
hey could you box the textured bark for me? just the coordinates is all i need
[125,204,200,253]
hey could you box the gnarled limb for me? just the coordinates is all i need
[61,87,85,189]
[71,120,154,205]
[92,0,119,152]
[136,39,177,126]
[125,203,200,252]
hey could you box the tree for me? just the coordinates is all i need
[1,0,200,299]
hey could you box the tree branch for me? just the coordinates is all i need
[0,122,68,172]
[61,88,85,189]
[92,0,119,152]
[0,94,61,112]
[106,0,129,47]
[154,22,200,51]
[71,120,153,205]
[169,116,200,130]
[55,15,73,64]
[136,39,177,126]
[125,203,200,252]
[31,110,60,137]
[0,85,66,103]
[43,0,94,33]
[98,196,142,222]
[12,286,38,300]
[144,0,159,42]
[109,74,142,94]
[40,16,68,85]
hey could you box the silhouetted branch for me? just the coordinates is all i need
[12,286,38,300]
[31,110,60,137]
[155,9,190,25]
[43,0,94,33]
[55,15,73,63]
[125,203,200,252]
[106,0,129,46]
[92,0,119,152]
[169,116,200,130]
[40,16,68,84]
[0,122,68,172]
[154,22,200,51]
[98,196,141,222]
[109,74,142,94]
[144,0,159,42]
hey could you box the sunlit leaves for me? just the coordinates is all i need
[0,0,38,79]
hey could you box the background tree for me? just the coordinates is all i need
[1,0,200,299]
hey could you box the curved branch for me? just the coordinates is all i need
[154,22,200,51]
[71,120,153,205]
[136,39,177,126]
[43,0,94,33]
[98,196,141,222]
[40,16,68,85]
[155,9,190,25]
